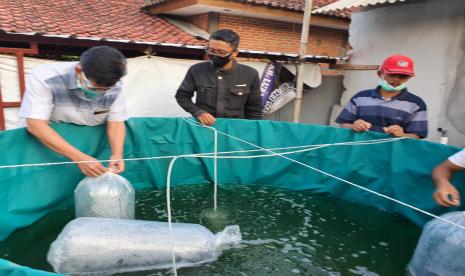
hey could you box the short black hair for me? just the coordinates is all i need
[209,29,240,49]
[79,46,127,87]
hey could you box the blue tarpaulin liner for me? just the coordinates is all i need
[1,117,464,275]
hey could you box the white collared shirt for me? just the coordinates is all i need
[19,62,128,127]
[449,149,465,168]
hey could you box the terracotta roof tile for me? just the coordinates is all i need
[0,0,206,45]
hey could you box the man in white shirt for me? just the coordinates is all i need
[19,46,128,177]
[432,149,465,207]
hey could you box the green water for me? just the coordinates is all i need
[0,184,421,275]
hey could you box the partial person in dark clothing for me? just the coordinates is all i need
[175,29,262,126]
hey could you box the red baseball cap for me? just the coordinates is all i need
[380,54,415,76]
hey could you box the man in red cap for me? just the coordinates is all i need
[335,54,428,139]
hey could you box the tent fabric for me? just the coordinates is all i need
[1,117,464,274]
[0,55,322,129]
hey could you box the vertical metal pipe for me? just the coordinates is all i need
[293,0,314,123]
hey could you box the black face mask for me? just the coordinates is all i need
[209,54,232,68]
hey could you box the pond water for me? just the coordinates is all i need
[0,184,421,275]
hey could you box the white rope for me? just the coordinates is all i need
[3,118,456,273]
[3,118,452,230]
[0,137,403,169]
[214,129,218,211]
[166,157,178,276]
[162,119,414,275]
[181,118,465,231]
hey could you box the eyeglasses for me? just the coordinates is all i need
[205,47,235,58]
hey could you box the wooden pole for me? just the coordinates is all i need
[0,42,38,130]
[0,78,5,130]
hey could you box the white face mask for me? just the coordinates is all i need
[379,78,407,92]
[76,71,111,100]
[76,77,101,100]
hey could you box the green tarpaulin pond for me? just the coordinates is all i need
[1,118,464,275]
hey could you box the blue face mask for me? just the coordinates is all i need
[379,78,407,92]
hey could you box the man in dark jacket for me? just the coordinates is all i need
[175,29,262,125]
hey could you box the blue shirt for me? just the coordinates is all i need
[336,87,428,138]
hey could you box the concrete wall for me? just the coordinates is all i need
[265,75,344,125]
[339,0,465,146]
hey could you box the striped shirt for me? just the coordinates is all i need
[336,87,428,138]
[19,62,128,127]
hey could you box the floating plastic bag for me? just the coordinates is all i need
[407,211,465,276]
[47,217,241,275]
[74,172,135,219]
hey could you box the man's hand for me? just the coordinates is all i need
[383,125,405,137]
[74,154,108,177]
[352,119,372,132]
[109,154,125,173]
[197,112,216,126]
[433,182,461,207]
[433,160,464,207]
[25,119,108,177]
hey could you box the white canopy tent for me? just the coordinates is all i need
[0,54,321,130]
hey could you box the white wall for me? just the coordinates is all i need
[340,0,465,146]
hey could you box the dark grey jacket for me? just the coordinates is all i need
[175,61,262,119]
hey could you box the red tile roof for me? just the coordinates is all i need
[0,0,206,45]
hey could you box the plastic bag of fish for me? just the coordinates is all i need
[47,217,242,275]
[74,172,135,219]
